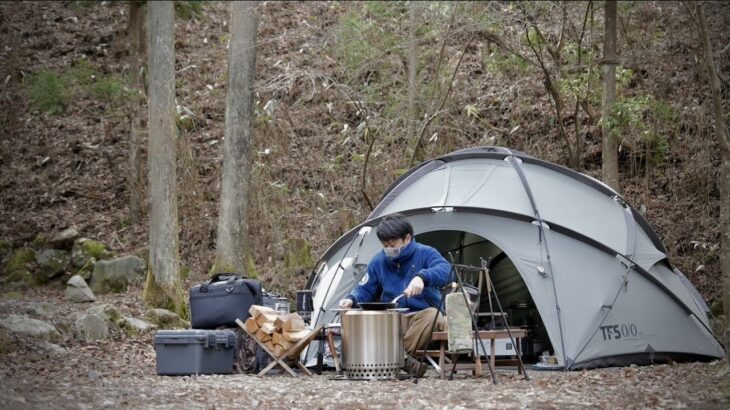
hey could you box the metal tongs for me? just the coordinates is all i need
[391,293,406,304]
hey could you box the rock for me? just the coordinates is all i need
[71,238,113,269]
[88,370,101,381]
[0,315,59,341]
[86,304,123,324]
[48,227,80,250]
[34,249,70,282]
[1,270,34,290]
[121,316,156,334]
[3,248,35,275]
[74,313,109,342]
[90,255,145,294]
[23,302,60,319]
[39,341,67,356]
[65,275,96,303]
[77,267,92,281]
[147,308,189,329]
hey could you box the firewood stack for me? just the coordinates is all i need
[243,305,312,358]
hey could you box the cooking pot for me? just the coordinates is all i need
[341,310,404,380]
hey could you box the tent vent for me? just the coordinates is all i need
[531,220,551,230]
[612,195,629,208]
[536,265,547,277]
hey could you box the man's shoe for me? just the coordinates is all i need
[404,355,428,377]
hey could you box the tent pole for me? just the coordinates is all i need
[506,155,568,368]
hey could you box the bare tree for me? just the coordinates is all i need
[143,0,184,317]
[601,0,620,191]
[128,1,147,223]
[406,2,420,146]
[215,1,258,274]
[693,3,730,360]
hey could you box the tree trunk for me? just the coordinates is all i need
[128,1,147,223]
[215,1,258,274]
[143,1,184,318]
[695,3,730,360]
[601,0,620,192]
[406,2,419,145]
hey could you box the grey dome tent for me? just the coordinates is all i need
[303,146,723,369]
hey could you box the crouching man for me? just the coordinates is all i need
[339,213,450,376]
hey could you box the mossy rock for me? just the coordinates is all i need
[72,238,113,268]
[76,266,92,281]
[146,308,189,329]
[90,255,145,294]
[4,248,35,275]
[35,249,71,282]
[2,270,34,289]
[118,316,156,336]
[86,304,123,325]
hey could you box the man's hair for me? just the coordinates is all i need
[376,213,414,242]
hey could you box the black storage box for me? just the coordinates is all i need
[155,329,237,375]
[189,274,262,329]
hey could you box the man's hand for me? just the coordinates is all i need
[404,276,424,297]
[339,299,353,309]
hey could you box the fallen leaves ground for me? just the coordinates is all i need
[0,288,728,409]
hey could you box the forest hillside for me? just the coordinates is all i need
[0,2,729,408]
[1,1,727,305]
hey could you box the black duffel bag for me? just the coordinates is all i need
[189,273,263,329]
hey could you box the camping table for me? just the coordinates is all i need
[425,328,527,380]
[235,319,323,377]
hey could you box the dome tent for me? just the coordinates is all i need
[303,147,723,369]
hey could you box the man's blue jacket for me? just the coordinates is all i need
[346,239,451,312]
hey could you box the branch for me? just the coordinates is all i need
[329,80,377,210]
[409,34,476,167]
[360,128,375,211]
[425,10,456,117]
[524,23,576,166]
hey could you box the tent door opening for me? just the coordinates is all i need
[416,229,552,363]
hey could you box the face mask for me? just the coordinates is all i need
[383,242,408,259]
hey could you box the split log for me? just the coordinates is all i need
[249,305,276,319]
[260,322,277,335]
[273,344,285,358]
[256,329,272,342]
[256,312,279,327]
[283,313,305,332]
[244,317,259,334]
[283,330,310,342]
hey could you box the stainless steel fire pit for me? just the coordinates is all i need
[341,310,404,380]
